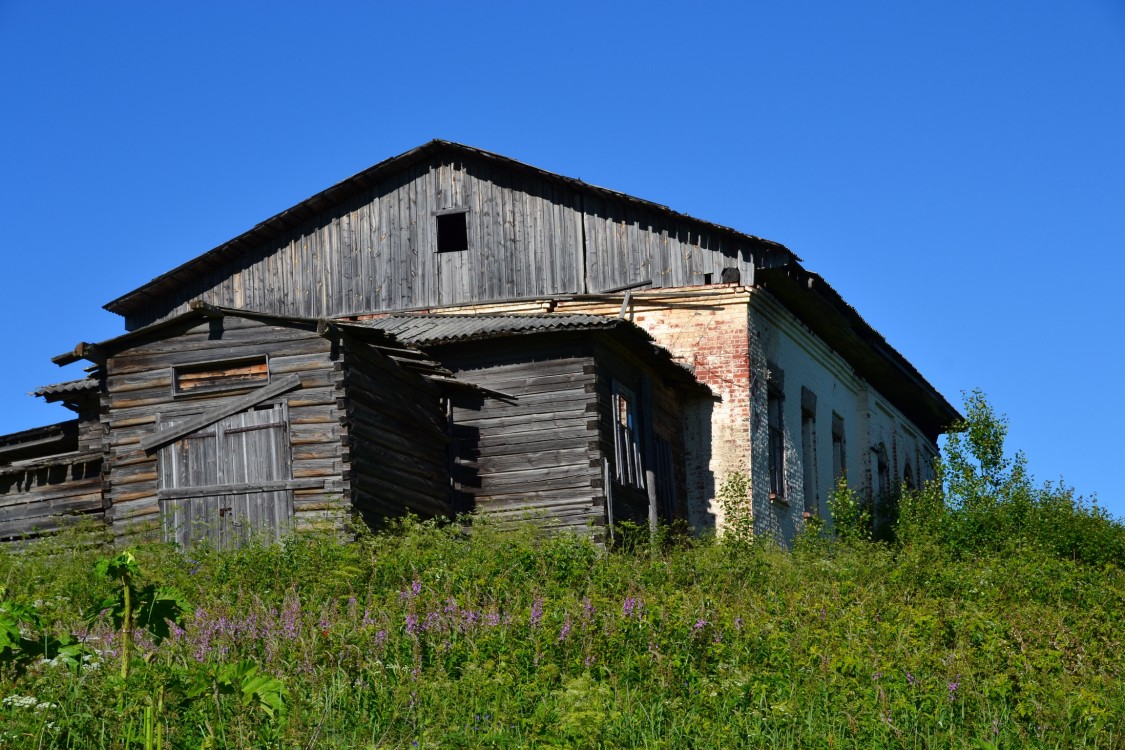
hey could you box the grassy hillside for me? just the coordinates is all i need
[2,393,1123,748]
[2,516,1123,749]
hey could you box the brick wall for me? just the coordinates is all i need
[415,283,941,544]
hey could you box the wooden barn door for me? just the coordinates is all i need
[158,403,294,549]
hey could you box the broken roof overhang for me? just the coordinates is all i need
[31,377,100,400]
[102,140,797,318]
[755,264,961,440]
[0,420,80,465]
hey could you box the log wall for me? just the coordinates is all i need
[103,315,350,540]
[0,452,103,541]
[443,339,603,536]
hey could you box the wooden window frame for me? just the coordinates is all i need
[172,355,270,398]
[611,381,645,490]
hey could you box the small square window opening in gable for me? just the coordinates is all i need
[173,355,269,397]
[435,209,469,253]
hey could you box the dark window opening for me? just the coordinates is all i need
[702,273,713,285]
[612,382,645,490]
[767,375,785,499]
[831,413,846,484]
[800,387,817,515]
[173,356,268,396]
[876,443,890,496]
[436,210,469,253]
[903,463,915,491]
[873,442,897,541]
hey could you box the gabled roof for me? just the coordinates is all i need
[103,140,797,318]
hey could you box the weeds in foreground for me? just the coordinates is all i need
[1,516,1123,749]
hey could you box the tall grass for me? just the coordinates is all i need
[2,391,1123,748]
[1,515,1123,749]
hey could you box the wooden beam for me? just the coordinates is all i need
[139,374,302,453]
[157,477,324,500]
[188,300,224,318]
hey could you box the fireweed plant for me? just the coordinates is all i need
[0,392,1122,748]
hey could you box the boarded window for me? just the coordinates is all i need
[436,209,469,252]
[173,356,268,396]
[612,382,645,489]
[158,402,293,549]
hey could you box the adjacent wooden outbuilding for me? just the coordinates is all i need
[352,314,714,537]
[52,305,456,547]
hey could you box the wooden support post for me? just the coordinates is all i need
[640,375,658,550]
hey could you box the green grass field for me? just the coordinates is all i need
[2,394,1123,748]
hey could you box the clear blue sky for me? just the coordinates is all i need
[2,1,1123,517]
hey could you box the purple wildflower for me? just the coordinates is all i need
[582,597,595,622]
[530,598,544,628]
[405,613,419,635]
[411,580,422,596]
[904,670,917,686]
[558,616,572,642]
[947,680,960,700]
[692,618,708,633]
[734,617,744,630]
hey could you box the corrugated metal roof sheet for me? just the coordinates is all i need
[350,314,622,346]
[31,378,99,398]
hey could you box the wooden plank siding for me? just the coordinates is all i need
[440,339,604,537]
[103,315,350,541]
[338,333,450,527]
[435,329,702,537]
[122,153,774,331]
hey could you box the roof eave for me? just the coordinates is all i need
[755,264,961,440]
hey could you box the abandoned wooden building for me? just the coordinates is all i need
[0,140,959,546]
